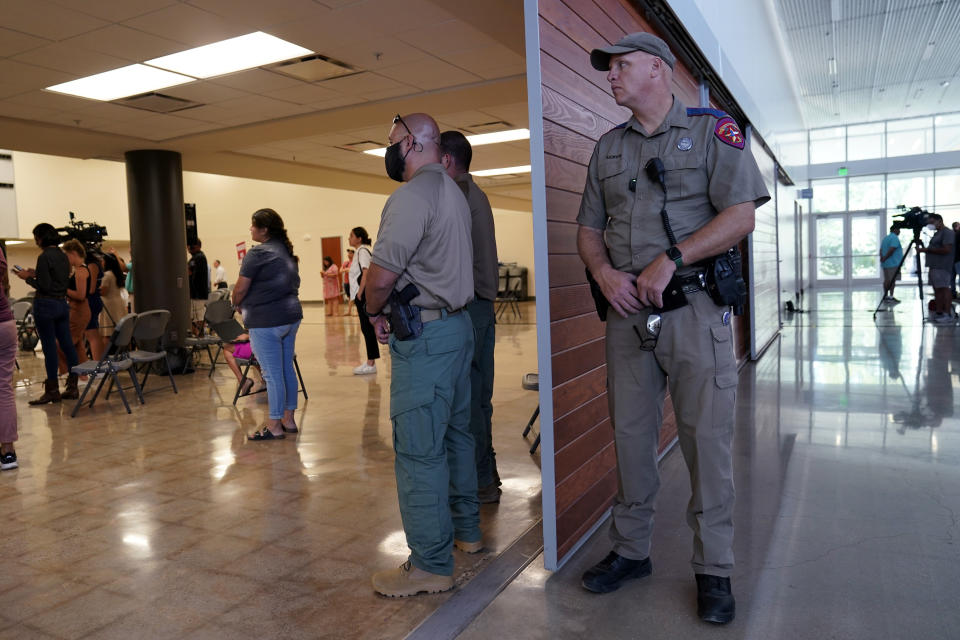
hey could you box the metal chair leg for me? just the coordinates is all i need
[294,356,308,399]
[530,433,540,454]
[128,368,145,405]
[522,405,540,437]
[164,354,178,393]
[233,362,252,406]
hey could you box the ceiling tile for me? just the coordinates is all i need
[444,45,526,80]
[122,3,251,47]
[3,87,96,111]
[318,72,416,100]
[319,37,426,71]
[374,57,481,91]
[60,25,186,62]
[162,81,248,105]
[306,94,364,112]
[396,19,498,56]
[262,83,346,106]
[0,59,75,90]
[185,0,329,30]
[0,27,50,58]
[0,100,61,122]
[13,43,133,77]
[48,0,177,22]
[209,69,304,93]
[0,0,109,41]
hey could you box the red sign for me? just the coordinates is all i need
[236,241,246,264]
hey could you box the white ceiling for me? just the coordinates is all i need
[0,0,530,207]
[772,0,960,129]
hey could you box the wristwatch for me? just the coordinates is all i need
[665,246,684,268]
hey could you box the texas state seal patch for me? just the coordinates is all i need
[714,117,745,149]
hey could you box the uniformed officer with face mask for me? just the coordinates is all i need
[576,33,770,624]
[364,112,480,598]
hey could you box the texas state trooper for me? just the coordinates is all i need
[365,113,481,598]
[576,33,770,624]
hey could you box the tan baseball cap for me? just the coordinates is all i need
[590,32,676,71]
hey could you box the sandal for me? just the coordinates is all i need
[240,379,254,396]
[281,423,299,433]
[247,428,285,441]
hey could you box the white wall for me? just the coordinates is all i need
[8,152,534,302]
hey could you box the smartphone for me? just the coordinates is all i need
[12,265,23,272]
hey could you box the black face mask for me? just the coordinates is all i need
[384,141,409,182]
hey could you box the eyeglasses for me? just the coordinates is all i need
[393,113,412,137]
[633,313,661,351]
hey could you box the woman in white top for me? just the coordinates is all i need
[348,227,379,375]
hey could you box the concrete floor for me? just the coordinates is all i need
[1,301,542,640]
[458,287,960,640]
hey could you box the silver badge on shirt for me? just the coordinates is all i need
[677,137,693,151]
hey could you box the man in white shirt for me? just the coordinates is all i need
[212,259,227,289]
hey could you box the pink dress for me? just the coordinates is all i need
[322,264,340,300]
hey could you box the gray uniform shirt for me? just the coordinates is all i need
[455,173,499,302]
[372,163,474,310]
[927,227,955,271]
[577,97,770,273]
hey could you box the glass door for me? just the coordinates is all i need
[813,211,883,286]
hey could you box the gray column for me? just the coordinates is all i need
[124,150,189,347]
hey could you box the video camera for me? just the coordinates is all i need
[57,212,107,250]
[892,205,930,234]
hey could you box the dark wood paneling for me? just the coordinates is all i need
[555,420,616,489]
[545,186,583,223]
[543,119,597,167]
[542,86,616,144]
[544,153,588,194]
[561,0,625,43]
[552,337,605,387]
[553,366,606,418]
[548,253,589,288]
[541,51,630,126]
[547,220,579,255]
[539,16,609,97]
[556,466,618,556]
[555,394,609,450]
[555,439,617,516]
[550,312,604,354]
[550,283,595,321]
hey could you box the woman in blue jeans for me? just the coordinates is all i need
[232,208,303,440]
[14,223,80,404]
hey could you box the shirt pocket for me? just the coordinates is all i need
[599,158,628,213]
[663,154,705,199]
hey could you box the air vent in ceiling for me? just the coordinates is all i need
[467,121,512,134]
[113,92,203,114]
[340,140,384,152]
[271,54,359,82]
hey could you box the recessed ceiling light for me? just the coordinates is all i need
[472,165,531,177]
[363,128,530,157]
[46,64,195,101]
[146,32,313,79]
[940,80,951,88]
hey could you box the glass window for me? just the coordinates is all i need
[816,216,844,279]
[850,216,880,279]
[811,177,846,212]
[777,130,808,167]
[935,113,960,152]
[935,168,960,209]
[848,175,884,211]
[886,117,933,157]
[809,127,845,164]
[847,122,885,160]
[887,171,933,212]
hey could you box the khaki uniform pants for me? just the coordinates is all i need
[605,290,737,576]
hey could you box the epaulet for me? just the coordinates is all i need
[686,107,726,118]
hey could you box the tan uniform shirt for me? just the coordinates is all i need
[372,163,474,310]
[577,97,770,273]
[455,173,499,302]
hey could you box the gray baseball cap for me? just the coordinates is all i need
[590,32,676,71]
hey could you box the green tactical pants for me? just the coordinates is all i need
[605,290,738,577]
[390,310,479,576]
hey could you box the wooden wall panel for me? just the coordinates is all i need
[550,283,595,320]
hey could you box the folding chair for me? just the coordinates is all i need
[12,300,38,351]
[183,299,231,376]
[232,352,308,406]
[70,313,142,417]
[521,372,540,454]
[497,275,522,321]
[127,309,178,396]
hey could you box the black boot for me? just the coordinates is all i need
[696,574,735,624]
[61,373,80,400]
[581,551,652,593]
[29,379,61,405]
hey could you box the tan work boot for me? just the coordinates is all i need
[371,560,453,597]
[454,538,484,554]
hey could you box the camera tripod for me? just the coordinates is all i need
[872,233,923,320]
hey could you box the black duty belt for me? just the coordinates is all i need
[676,271,706,294]
[420,307,462,323]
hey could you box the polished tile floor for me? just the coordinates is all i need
[459,287,960,639]
[2,302,542,640]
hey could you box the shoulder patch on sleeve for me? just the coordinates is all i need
[687,107,726,118]
[714,116,745,150]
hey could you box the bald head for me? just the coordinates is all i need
[388,112,442,181]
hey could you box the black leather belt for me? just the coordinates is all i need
[420,307,462,323]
